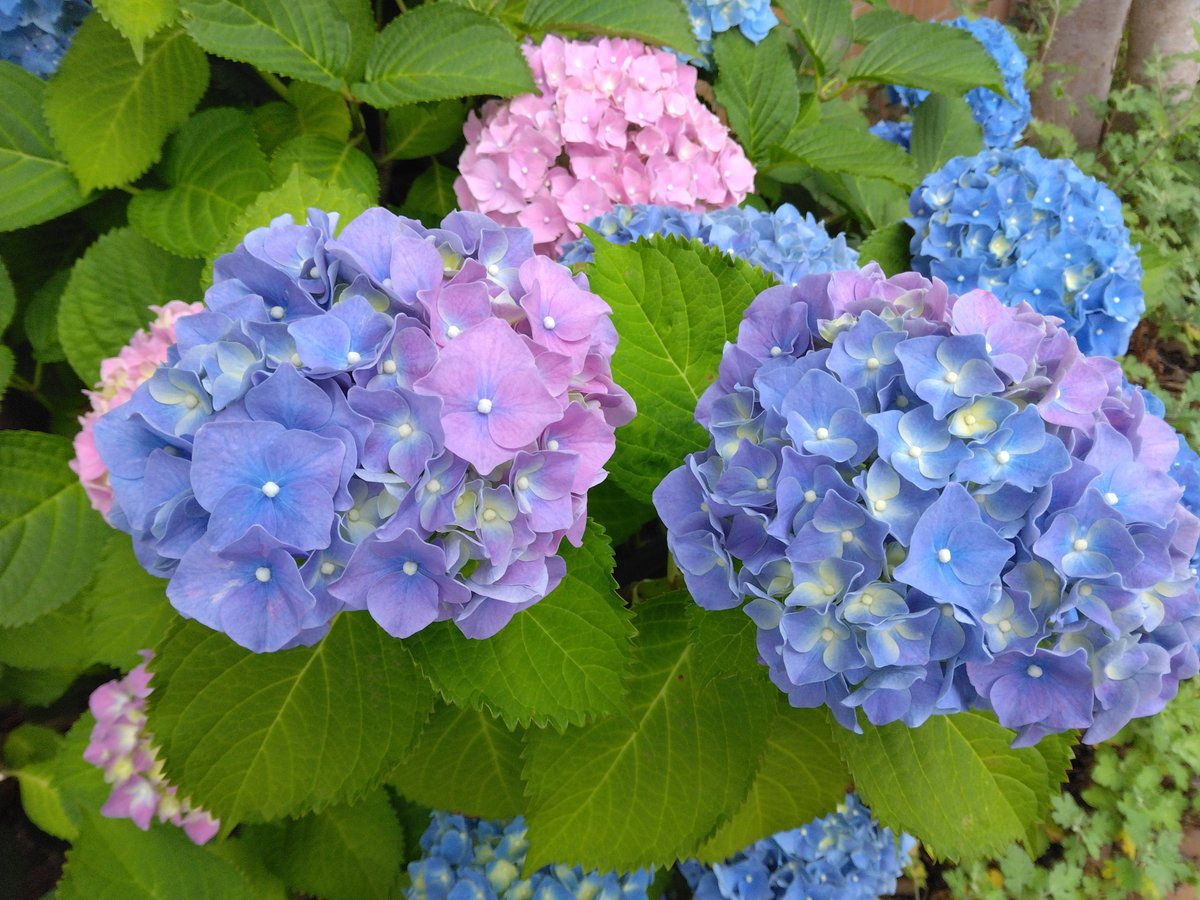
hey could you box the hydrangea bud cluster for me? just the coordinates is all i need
[678,794,915,900]
[93,207,633,653]
[454,35,755,255]
[71,301,205,521]
[83,651,219,845]
[655,264,1200,747]
[559,202,858,284]
[908,147,1146,358]
[884,16,1031,149]
[0,0,89,77]
[407,812,653,900]
[682,0,779,63]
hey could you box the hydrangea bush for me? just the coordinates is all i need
[0,0,89,76]
[908,147,1147,357]
[656,264,1199,746]
[92,207,632,652]
[455,35,754,254]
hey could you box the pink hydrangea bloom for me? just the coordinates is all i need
[455,35,755,254]
[70,301,203,520]
[84,651,219,844]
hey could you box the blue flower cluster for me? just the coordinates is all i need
[559,203,858,285]
[681,0,778,64]
[908,146,1146,358]
[407,812,653,900]
[94,207,634,653]
[679,794,915,900]
[886,16,1031,149]
[867,119,913,152]
[0,0,89,77]
[655,264,1200,747]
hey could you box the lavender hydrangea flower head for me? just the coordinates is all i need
[94,207,633,653]
[908,146,1146,357]
[679,794,915,900]
[407,812,653,900]
[886,16,1031,149]
[0,0,89,76]
[655,264,1200,747]
[83,651,219,844]
[559,203,858,284]
[683,0,779,64]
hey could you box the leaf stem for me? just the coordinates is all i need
[258,69,290,101]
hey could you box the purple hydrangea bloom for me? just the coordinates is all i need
[908,146,1145,357]
[655,264,1200,746]
[0,0,89,77]
[95,208,633,653]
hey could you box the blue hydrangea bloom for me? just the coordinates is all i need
[908,146,1146,357]
[655,264,1200,747]
[560,203,858,285]
[407,812,653,900]
[868,119,912,151]
[887,16,1031,149]
[679,794,915,900]
[0,0,89,77]
[681,0,779,64]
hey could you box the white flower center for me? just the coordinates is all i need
[426,478,442,493]
[320,562,336,576]
[908,445,922,458]
[1026,664,1043,678]
[866,357,880,370]
[998,620,1012,633]
[542,315,556,330]
[347,509,361,522]
[995,450,1011,464]
[397,422,414,438]
[944,371,959,384]
[255,566,271,583]
[402,561,419,576]
[262,481,280,498]
[755,477,769,490]
[482,508,497,522]
[840,530,854,543]
[476,398,493,414]
[446,324,461,339]
[547,439,560,451]
[1104,492,1118,505]
[1079,584,1093,596]
[382,360,397,374]
[517,476,530,490]
[770,345,782,357]
[815,427,830,440]
[183,394,199,409]
[937,548,952,564]
[1073,538,1089,551]
[873,499,887,511]
[803,489,817,503]
[346,350,361,365]
[488,264,500,275]
[820,628,836,641]
[269,305,285,320]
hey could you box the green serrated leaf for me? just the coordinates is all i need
[777,0,853,76]
[713,30,799,166]
[4,723,64,769]
[0,664,80,706]
[0,431,109,627]
[252,81,352,156]
[81,535,177,670]
[767,120,919,188]
[399,160,458,226]
[698,703,851,863]
[0,62,87,231]
[14,761,79,840]
[0,256,14,335]
[851,7,911,44]
[846,21,1005,98]
[129,108,273,258]
[911,94,983,175]
[94,0,180,60]
[57,227,202,382]
[857,222,912,275]
[384,100,468,161]
[407,524,634,729]
[0,345,12,399]
[522,0,696,54]
[390,701,526,820]
[0,593,91,669]
[585,233,774,503]
[181,0,352,91]
[270,135,379,201]
[353,4,534,108]
[149,613,433,824]
[59,810,258,900]
[521,594,776,872]
[242,791,405,900]
[836,711,1074,862]
[24,269,69,364]
[43,20,209,193]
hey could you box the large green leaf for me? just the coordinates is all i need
[698,703,851,863]
[252,81,352,156]
[0,594,91,670]
[94,0,180,60]
[181,0,353,91]
[399,160,458,226]
[242,791,405,900]
[149,613,434,824]
[390,702,525,820]
[384,100,468,161]
[57,227,202,383]
[407,524,634,729]
[766,120,919,188]
[43,20,209,193]
[353,4,534,108]
[910,93,983,176]
[6,724,76,841]
[522,0,696,54]
[857,222,912,276]
[81,535,177,669]
[270,135,380,200]
[846,21,1005,98]
[585,234,774,503]
[522,596,776,871]
[0,432,109,627]
[713,29,799,167]
[776,0,853,76]
[129,108,274,258]
[0,62,86,231]
[836,712,1075,862]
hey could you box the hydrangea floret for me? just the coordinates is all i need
[885,16,1031,149]
[559,202,858,284]
[92,207,633,653]
[908,146,1146,357]
[654,263,1200,747]
[407,812,653,900]
[679,794,915,900]
[71,300,205,521]
[682,0,779,64]
[867,119,913,152]
[0,0,89,77]
[454,35,755,255]
[83,651,219,845]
